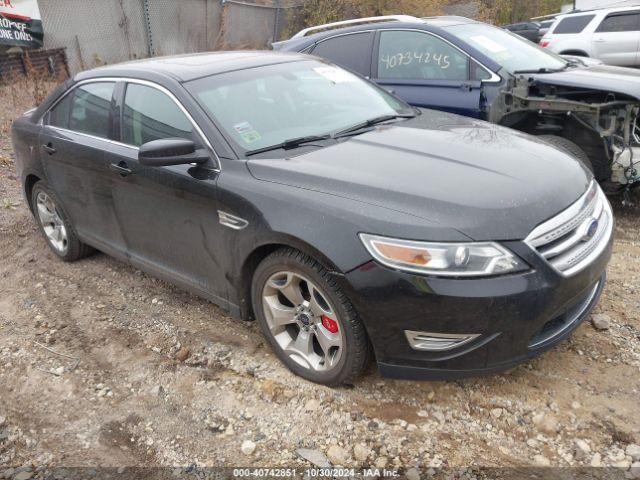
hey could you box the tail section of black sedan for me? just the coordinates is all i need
[11,52,612,385]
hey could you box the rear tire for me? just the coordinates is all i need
[251,248,370,385]
[538,134,594,173]
[31,181,93,262]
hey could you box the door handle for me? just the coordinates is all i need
[110,161,133,176]
[42,143,56,155]
[593,38,605,43]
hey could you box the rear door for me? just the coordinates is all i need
[106,80,228,303]
[592,11,640,66]
[371,29,486,118]
[39,81,126,252]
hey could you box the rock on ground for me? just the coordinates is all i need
[241,440,256,455]
[296,449,331,468]
[326,445,349,466]
[627,444,640,462]
[353,443,371,462]
[591,313,611,330]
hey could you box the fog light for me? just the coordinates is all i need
[405,330,480,351]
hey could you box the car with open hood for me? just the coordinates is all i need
[11,52,612,385]
[274,15,640,195]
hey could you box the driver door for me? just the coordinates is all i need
[106,81,227,304]
[371,30,485,118]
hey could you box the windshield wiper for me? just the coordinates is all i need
[245,134,331,156]
[333,113,416,139]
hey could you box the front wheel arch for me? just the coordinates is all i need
[238,236,343,321]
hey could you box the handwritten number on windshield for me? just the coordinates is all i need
[381,52,451,70]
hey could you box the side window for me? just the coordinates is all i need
[552,15,595,34]
[48,82,115,139]
[311,32,374,76]
[596,13,640,33]
[122,83,194,147]
[377,30,469,82]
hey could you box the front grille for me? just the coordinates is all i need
[525,181,613,276]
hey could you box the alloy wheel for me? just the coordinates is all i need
[36,191,68,254]
[262,271,343,372]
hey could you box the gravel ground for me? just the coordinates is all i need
[0,80,639,478]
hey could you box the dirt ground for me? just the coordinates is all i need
[0,80,639,477]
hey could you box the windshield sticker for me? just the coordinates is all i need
[241,131,261,144]
[469,35,508,54]
[234,121,255,134]
[312,66,357,84]
[234,122,261,144]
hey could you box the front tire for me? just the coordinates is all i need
[31,181,93,262]
[251,248,370,385]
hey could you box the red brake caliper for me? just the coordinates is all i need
[321,315,339,333]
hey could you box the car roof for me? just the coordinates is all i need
[75,51,308,83]
[556,5,640,18]
[274,16,478,51]
[421,16,478,27]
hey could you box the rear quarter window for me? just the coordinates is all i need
[551,15,596,34]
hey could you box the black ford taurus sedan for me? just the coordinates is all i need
[11,52,613,385]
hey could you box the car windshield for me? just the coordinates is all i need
[447,23,568,73]
[185,60,412,154]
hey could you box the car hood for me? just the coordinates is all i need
[530,65,640,100]
[246,111,591,241]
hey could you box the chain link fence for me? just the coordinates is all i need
[37,0,295,75]
[219,0,285,49]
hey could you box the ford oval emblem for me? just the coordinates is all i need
[582,218,599,242]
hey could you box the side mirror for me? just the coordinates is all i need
[139,138,208,167]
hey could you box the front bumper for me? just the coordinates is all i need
[342,236,612,380]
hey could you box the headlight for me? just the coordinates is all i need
[359,233,527,277]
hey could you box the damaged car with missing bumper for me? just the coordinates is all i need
[12,52,613,385]
[275,15,640,196]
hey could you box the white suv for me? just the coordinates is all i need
[540,6,640,67]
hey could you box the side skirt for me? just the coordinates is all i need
[77,232,241,319]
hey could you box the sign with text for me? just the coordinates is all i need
[0,0,43,49]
